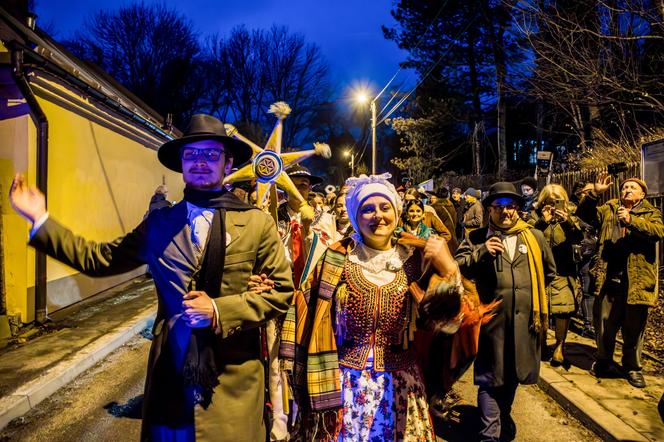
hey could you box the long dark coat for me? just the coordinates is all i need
[455,226,556,387]
[29,200,294,441]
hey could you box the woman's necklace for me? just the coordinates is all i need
[406,223,419,235]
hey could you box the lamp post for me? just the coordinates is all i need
[354,91,377,175]
[344,149,355,176]
[370,99,376,175]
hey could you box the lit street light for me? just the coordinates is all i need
[353,87,377,175]
[355,92,369,105]
[344,148,355,176]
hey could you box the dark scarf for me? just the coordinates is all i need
[183,187,256,402]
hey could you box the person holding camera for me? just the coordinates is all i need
[455,182,556,442]
[532,184,584,366]
[576,173,664,388]
[570,182,599,338]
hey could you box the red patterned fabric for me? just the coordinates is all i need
[290,220,305,288]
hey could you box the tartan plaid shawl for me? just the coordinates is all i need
[280,237,353,412]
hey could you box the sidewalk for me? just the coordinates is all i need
[0,277,156,431]
[539,325,664,442]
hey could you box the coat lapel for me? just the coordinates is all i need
[169,201,200,268]
[225,212,247,248]
[511,235,527,267]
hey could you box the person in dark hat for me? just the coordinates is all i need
[9,113,293,441]
[455,182,556,442]
[277,163,336,288]
[576,173,664,388]
[462,187,484,238]
[520,176,539,216]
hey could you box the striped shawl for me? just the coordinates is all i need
[280,237,351,413]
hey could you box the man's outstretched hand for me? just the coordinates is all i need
[9,173,46,224]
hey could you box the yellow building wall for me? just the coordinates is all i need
[0,115,37,323]
[1,91,182,321]
[40,97,183,312]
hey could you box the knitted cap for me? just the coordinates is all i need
[521,176,538,190]
[463,187,481,199]
[621,178,648,194]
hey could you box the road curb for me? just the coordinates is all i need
[0,304,155,431]
[538,364,648,442]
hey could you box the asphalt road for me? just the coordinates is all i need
[1,333,600,441]
[0,335,148,442]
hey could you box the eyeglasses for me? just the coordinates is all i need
[181,148,223,162]
[490,203,518,211]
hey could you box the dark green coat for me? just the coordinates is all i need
[455,227,556,387]
[29,200,293,441]
[533,215,583,314]
[576,195,663,306]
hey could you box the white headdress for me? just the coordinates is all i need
[344,173,402,236]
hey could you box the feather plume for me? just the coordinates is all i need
[313,142,331,158]
[268,102,292,119]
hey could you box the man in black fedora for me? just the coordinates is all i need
[10,114,293,441]
[277,163,335,288]
[455,182,556,442]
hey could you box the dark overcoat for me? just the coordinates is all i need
[29,199,294,441]
[455,226,556,387]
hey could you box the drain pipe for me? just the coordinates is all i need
[11,48,48,323]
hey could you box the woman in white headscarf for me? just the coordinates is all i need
[280,173,463,441]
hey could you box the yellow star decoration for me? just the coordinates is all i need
[222,102,331,219]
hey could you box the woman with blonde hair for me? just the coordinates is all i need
[533,184,584,366]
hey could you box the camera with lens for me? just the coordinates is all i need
[607,161,628,175]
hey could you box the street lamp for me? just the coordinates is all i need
[353,89,377,175]
[344,148,355,176]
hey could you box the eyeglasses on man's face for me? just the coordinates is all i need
[490,203,518,211]
[181,147,224,162]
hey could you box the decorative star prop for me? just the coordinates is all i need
[222,102,332,219]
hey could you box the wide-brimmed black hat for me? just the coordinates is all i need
[158,114,253,173]
[482,182,525,207]
[286,164,323,185]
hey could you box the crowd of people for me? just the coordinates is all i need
[227,154,662,440]
[8,113,663,442]
[267,163,663,440]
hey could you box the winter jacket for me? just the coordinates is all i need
[576,194,663,306]
[533,214,584,314]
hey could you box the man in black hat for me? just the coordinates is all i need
[9,114,293,441]
[455,182,556,442]
[277,163,336,288]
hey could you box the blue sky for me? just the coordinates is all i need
[34,0,415,99]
